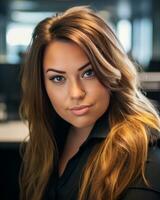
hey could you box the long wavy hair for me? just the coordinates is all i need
[19,5,160,200]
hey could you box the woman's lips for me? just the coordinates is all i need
[70,106,91,116]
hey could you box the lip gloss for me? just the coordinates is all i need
[70,106,90,116]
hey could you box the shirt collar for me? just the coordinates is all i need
[86,110,110,141]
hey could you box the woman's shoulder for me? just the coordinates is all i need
[120,143,160,200]
[130,142,160,192]
[145,141,160,191]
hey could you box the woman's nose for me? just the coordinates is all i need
[68,81,86,99]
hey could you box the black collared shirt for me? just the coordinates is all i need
[45,112,160,200]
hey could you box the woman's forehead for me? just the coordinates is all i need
[43,40,89,72]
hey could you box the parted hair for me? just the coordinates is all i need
[20,5,160,200]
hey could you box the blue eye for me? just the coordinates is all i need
[49,68,95,84]
[50,75,65,83]
[83,69,95,78]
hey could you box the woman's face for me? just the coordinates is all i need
[43,40,110,129]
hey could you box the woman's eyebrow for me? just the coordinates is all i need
[46,61,90,74]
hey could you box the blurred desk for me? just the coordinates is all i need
[0,121,28,142]
[139,72,160,91]
[139,72,160,109]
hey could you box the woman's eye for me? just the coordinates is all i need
[83,69,95,78]
[49,75,65,83]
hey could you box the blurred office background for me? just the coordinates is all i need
[0,0,159,199]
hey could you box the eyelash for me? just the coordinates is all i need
[49,69,95,83]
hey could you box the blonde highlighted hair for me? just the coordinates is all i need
[20,5,160,200]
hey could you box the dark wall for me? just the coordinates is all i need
[0,64,21,120]
[0,143,21,200]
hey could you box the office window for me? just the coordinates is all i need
[6,11,55,63]
[117,19,132,53]
[132,18,152,67]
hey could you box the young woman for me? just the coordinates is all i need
[20,5,160,200]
